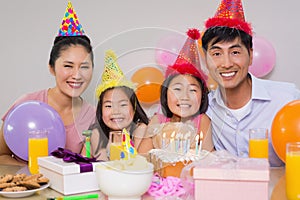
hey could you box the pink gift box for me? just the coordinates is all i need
[193,152,269,200]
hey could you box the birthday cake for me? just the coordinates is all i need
[148,149,208,178]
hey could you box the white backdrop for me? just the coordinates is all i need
[1,0,300,120]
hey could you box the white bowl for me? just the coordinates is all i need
[95,161,154,200]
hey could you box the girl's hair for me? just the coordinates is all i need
[49,35,94,68]
[95,86,149,144]
[160,74,209,118]
[201,26,253,54]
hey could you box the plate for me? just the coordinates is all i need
[0,183,50,198]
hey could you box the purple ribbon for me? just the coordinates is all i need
[51,147,98,173]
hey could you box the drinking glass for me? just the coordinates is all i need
[286,142,300,200]
[248,128,269,159]
[28,130,48,174]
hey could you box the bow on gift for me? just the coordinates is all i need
[51,147,99,173]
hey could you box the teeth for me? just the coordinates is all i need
[221,72,235,77]
[112,118,123,122]
[69,82,81,87]
[178,104,190,108]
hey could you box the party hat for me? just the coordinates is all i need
[165,28,208,81]
[205,0,252,36]
[96,50,136,98]
[121,128,137,159]
[58,1,85,36]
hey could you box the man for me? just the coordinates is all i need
[201,0,300,167]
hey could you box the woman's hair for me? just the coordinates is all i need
[160,74,209,118]
[95,86,149,143]
[201,26,253,54]
[49,35,94,68]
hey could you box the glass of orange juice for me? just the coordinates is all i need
[28,130,48,174]
[286,142,300,200]
[248,128,269,159]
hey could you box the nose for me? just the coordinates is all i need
[71,67,82,80]
[179,88,189,100]
[222,54,233,68]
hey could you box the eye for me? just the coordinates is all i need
[232,50,241,55]
[173,87,181,91]
[64,64,73,68]
[81,65,90,69]
[121,103,128,107]
[104,104,111,108]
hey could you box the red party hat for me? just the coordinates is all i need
[165,29,208,81]
[205,0,252,36]
[58,1,85,36]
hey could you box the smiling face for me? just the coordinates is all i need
[167,74,202,120]
[101,87,135,131]
[205,37,253,90]
[50,45,93,98]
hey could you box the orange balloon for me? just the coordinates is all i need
[131,67,164,103]
[271,100,300,163]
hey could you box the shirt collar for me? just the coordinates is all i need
[211,73,271,104]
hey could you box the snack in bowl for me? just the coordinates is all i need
[0,173,49,192]
[95,155,153,200]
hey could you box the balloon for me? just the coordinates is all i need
[207,73,218,91]
[155,34,185,68]
[271,100,300,163]
[249,36,276,77]
[3,101,66,161]
[131,67,164,103]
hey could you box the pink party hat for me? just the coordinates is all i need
[205,0,252,36]
[165,29,208,81]
[58,1,85,36]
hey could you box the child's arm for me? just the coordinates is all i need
[89,128,109,161]
[136,114,160,154]
[200,114,215,152]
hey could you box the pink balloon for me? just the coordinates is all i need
[249,36,276,77]
[155,34,185,68]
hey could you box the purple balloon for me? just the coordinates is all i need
[3,101,66,161]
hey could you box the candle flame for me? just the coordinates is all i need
[200,131,204,140]
[171,131,175,138]
[163,132,166,138]
[195,134,199,141]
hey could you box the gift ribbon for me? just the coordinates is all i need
[51,147,98,173]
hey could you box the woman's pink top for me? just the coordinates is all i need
[2,89,96,154]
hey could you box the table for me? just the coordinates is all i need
[0,165,286,200]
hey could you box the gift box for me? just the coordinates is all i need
[193,151,270,200]
[38,156,99,195]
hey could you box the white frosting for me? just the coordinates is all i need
[149,149,209,164]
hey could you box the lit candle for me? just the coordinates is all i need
[180,133,184,153]
[175,133,181,152]
[170,131,175,152]
[162,132,166,149]
[195,134,199,155]
[184,132,191,154]
[199,131,204,152]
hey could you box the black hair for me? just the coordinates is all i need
[201,26,253,54]
[49,35,94,68]
[95,86,149,144]
[160,74,209,118]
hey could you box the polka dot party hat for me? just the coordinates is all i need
[58,1,85,36]
[205,0,252,36]
[121,128,137,159]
